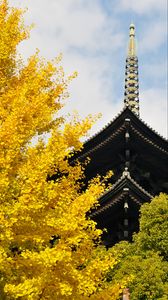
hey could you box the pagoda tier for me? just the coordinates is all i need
[75,107,168,195]
[71,24,168,245]
[90,169,152,246]
[72,107,168,245]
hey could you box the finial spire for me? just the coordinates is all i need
[128,23,136,56]
[124,24,140,116]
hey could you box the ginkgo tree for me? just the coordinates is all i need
[0,1,125,299]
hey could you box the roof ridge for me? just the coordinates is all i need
[90,171,153,217]
[131,125,168,154]
[100,169,153,199]
[137,113,168,142]
[77,123,125,160]
[84,106,126,144]
[84,107,167,149]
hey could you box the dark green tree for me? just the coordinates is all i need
[109,193,168,300]
[135,193,168,260]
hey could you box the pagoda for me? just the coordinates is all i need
[74,24,168,246]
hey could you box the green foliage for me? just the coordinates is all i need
[136,193,168,260]
[110,193,168,300]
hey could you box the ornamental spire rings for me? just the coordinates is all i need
[124,24,140,116]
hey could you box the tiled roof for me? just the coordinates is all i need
[90,169,152,217]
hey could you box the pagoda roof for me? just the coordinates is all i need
[90,169,152,218]
[77,107,168,161]
[73,107,168,194]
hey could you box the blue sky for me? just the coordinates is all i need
[10,0,167,137]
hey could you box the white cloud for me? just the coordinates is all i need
[139,20,167,54]
[141,88,167,137]
[141,62,166,81]
[13,0,122,56]
[9,0,167,139]
[117,0,166,14]
[12,0,124,132]
[60,52,123,137]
